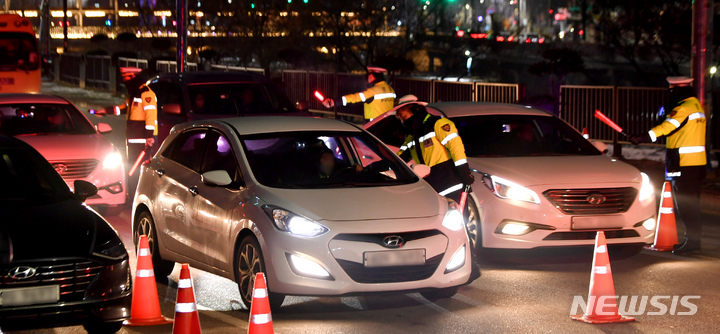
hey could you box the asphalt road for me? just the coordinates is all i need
[9,82,720,334]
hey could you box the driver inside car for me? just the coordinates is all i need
[312,146,362,179]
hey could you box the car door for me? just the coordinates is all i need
[149,80,187,145]
[154,128,208,258]
[187,129,246,268]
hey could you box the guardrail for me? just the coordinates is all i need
[85,55,112,91]
[156,60,198,73]
[210,64,266,76]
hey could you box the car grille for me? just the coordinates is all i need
[543,187,638,215]
[332,230,445,284]
[0,260,104,303]
[48,159,99,180]
[543,230,641,240]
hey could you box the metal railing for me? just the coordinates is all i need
[210,64,266,76]
[560,85,667,142]
[85,55,112,90]
[58,53,83,86]
[156,60,198,73]
[117,57,148,69]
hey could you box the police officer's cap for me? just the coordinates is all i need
[367,67,388,74]
[666,76,693,87]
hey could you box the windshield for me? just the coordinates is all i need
[453,114,602,157]
[188,82,297,116]
[0,32,39,71]
[242,131,419,189]
[0,147,72,205]
[0,103,96,136]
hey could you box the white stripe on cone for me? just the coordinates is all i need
[251,313,272,325]
[175,302,197,313]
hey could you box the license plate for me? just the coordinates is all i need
[0,285,59,307]
[571,215,625,230]
[364,249,426,267]
[0,78,14,85]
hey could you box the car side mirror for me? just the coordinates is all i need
[0,228,13,265]
[592,141,609,155]
[411,164,431,179]
[296,100,309,112]
[96,122,112,133]
[201,170,233,187]
[162,103,182,115]
[73,180,98,202]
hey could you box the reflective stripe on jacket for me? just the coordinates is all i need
[341,81,396,120]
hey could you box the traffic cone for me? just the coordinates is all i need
[571,231,635,324]
[173,264,202,334]
[124,235,173,326]
[644,181,679,251]
[247,272,274,334]
[582,127,589,139]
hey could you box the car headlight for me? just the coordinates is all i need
[442,200,465,231]
[269,208,329,238]
[102,151,124,170]
[639,172,654,202]
[92,217,128,261]
[494,220,556,236]
[482,175,540,204]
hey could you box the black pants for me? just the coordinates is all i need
[424,160,464,203]
[671,165,706,246]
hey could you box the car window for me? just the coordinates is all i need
[242,131,418,189]
[0,103,96,136]
[200,131,241,183]
[150,81,184,114]
[366,116,406,148]
[0,147,72,205]
[187,83,296,116]
[165,129,208,171]
[452,115,602,157]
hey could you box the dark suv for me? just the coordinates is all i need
[147,71,309,143]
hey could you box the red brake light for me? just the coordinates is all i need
[539,37,545,43]
[496,36,505,42]
[507,36,515,42]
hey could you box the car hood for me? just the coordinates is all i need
[252,182,444,222]
[2,200,102,261]
[468,155,643,187]
[16,134,113,161]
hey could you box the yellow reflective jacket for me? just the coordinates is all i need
[341,81,396,120]
[127,85,158,138]
[398,115,468,168]
[648,97,706,169]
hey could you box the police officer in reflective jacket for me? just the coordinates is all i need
[322,67,396,121]
[393,95,474,203]
[630,76,707,255]
[124,71,158,196]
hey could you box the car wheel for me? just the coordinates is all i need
[235,236,285,310]
[134,211,175,279]
[82,321,122,333]
[465,197,481,253]
[420,287,459,301]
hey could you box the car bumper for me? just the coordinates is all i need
[260,219,472,296]
[476,187,657,249]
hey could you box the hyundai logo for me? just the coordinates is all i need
[382,235,404,248]
[52,163,68,174]
[8,266,37,280]
[586,193,607,205]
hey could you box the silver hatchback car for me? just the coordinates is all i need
[132,117,473,308]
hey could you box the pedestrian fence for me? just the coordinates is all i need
[210,64,266,76]
[55,55,682,146]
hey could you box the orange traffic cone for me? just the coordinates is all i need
[644,181,679,252]
[247,272,274,334]
[571,231,635,324]
[582,127,589,139]
[173,264,202,334]
[124,235,173,326]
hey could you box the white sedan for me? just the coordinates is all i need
[132,116,473,308]
[365,102,657,252]
[0,94,126,214]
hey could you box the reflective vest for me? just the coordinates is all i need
[648,96,706,174]
[341,81,396,120]
[398,115,468,196]
[126,85,158,143]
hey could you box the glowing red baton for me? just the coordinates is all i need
[458,184,471,214]
[314,91,325,101]
[128,150,146,177]
[594,110,628,137]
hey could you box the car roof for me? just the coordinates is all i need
[0,94,70,104]
[428,102,552,118]
[214,116,363,136]
[154,71,271,85]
